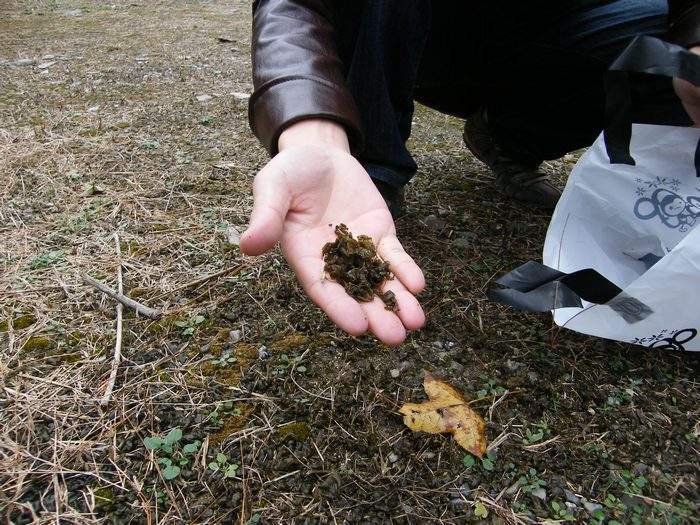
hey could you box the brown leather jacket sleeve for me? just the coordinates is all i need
[248,0,363,156]
[668,0,700,48]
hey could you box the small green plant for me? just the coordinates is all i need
[174,315,205,336]
[476,376,506,398]
[208,452,239,478]
[144,427,201,480]
[522,420,550,445]
[474,501,488,518]
[604,379,642,409]
[480,450,496,471]
[211,349,237,367]
[244,514,261,525]
[145,485,167,505]
[206,401,242,429]
[199,115,213,126]
[616,469,647,494]
[28,250,65,270]
[273,353,307,375]
[518,468,547,495]
[550,500,574,521]
[141,139,160,150]
[603,493,627,513]
[462,454,476,469]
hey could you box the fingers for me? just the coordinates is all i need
[240,163,291,256]
[382,278,426,331]
[377,235,426,294]
[361,298,407,347]
[291,253,422,346]
[292,255,369,336]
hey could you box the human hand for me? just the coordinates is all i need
[240,119,425,346]
[673,45,700,126]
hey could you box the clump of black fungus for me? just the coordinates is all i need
[322,224,397,311]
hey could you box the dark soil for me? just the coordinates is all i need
[0,1,698,524]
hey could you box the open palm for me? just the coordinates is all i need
[240,145,425,346]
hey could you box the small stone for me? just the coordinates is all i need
[226,226,241,246]
[632,462,648,475]
[42,54,55,60]
[424,214,446,232]
[196,94,213,102]
[527,371,539,382]
[229,329,241,344]
[450,361,465,374]
[257,346,270,360]
[530,488,547,501]
[37,61,56,69]
[232,92,250,101]
[564,489,581,505]
[505,482,521,496]
[390,369,400,378]
[13,58,35,67]
[421,452,435,460]
[63,8,83,16]
[451,237,471,249]
[432,341,443,349]
[565,502,579,514]
[87,105,100,113]
[582,499,602,514]
[387,453,398,463]
[212,161,238,170]
[505,359,525,372]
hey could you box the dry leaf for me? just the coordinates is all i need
[399,372,487,457]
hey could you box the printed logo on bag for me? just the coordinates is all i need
[630,328,698,351]
[633,177,700,232]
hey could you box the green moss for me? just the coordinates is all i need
[146,314,179,334]
[209,402,254,445]
[22,336,53,352]
[93,485,115,511]
[275,422,311,443]
[0,314,37,332]
[127,287,153,299]
[121,240,146,256]
[270,331,333,354]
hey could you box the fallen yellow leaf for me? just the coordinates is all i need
[399,372,487,457]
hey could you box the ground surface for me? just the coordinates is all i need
[0,1,698,524]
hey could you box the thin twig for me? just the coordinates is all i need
[100,233,124,405]
[83,274,161,319]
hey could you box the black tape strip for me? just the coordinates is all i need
[695,137,700,177]
[490,261,622,313]
[604,36,700,165]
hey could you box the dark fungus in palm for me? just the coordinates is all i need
[322,224,398,311]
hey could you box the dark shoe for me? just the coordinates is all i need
[463,109,561,210]
[373,179,406,219]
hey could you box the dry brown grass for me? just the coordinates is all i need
[1,1,698,524]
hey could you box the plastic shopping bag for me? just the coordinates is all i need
[490,37,700,351]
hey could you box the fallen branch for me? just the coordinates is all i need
[100,233,124,406]
[83,274,161,319]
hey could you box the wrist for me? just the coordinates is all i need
[278,119,350,153]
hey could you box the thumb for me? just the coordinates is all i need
[240,164,291,256]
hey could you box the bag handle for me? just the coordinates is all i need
[489,261,654,324]
[604,36,700,168]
